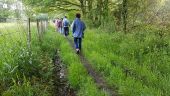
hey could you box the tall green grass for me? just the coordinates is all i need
[82,27,170,96]
[0,23,53,96]
[43,27,108,96]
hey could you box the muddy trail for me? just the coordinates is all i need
[52,49,76,96]
[66,37,118,96]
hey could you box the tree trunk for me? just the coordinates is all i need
[103,0,109,20]
[79,0,86,17]
[87,0,93,19]
[122,0,128,33]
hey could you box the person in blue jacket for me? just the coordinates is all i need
[63,16,70,36]
[71,13,86,54]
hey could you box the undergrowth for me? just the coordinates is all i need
[82,26,170,96]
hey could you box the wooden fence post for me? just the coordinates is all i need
[27,18,32,60]
[37,19,42,42]
[28,18,31,48]
[41,20,43,33]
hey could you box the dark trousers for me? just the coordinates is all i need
[74,38,82,50]
[64,27,69,36]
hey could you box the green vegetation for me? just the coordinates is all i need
[0,24,109,95]
[1,0,170,96]
[0,0,24,19]
[82,27,170,95]
[0,24,53,96]
[43,27,108,96]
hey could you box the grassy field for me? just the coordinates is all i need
[82,27,170,96]
[50,24,170,95]
[1,22,170,96]
[42,27,109,96]
[0,23,54,96]
[0,23,109,96]
[0,23,16,29]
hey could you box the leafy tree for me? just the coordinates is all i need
[23,0,170,32]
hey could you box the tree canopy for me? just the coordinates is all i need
[23,0,170,32]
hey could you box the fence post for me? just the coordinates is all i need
[40,20,43,33]
[45,19,48,31]
[27,18,32,62]
[37,19,41,42]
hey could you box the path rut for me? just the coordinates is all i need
[66,37,118,96]
[52,49,76,96]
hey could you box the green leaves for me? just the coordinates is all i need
[23,0,81,14]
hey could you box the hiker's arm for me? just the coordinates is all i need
[72,21,76,33]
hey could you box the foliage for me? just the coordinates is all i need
[0,0,24,19]
[0,24,53,95]
[43,27,108,96]
[82,27,170,95]
[1,0,170,96]
[0,8,10,19]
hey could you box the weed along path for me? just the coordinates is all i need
[53,49,75,96]
[66,37,117,96]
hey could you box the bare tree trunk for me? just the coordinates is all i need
[122,0,128,33]
[79,0,86,17]
[103,0,109,20]
[87,0,93,19]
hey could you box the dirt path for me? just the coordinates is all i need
[52,49,75,96]
[66,37,118,96]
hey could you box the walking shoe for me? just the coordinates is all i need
[76,49,80,54]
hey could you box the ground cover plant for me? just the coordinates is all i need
[0,23,54,96]
[82,26,170,96]
[1,0,170,95]
[44,27,109,96]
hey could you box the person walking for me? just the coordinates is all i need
[71,13,86,54]
[55,18,59,32]
[63,16,70,36]
[58,18,63,34]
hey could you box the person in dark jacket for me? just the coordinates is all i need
[71,13,86,54]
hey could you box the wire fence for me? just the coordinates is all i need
[0,17,48,68]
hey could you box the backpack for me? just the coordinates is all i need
[63,19,69,27]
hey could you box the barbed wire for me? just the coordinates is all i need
[0,17,48,41]
[0,17,47,75]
